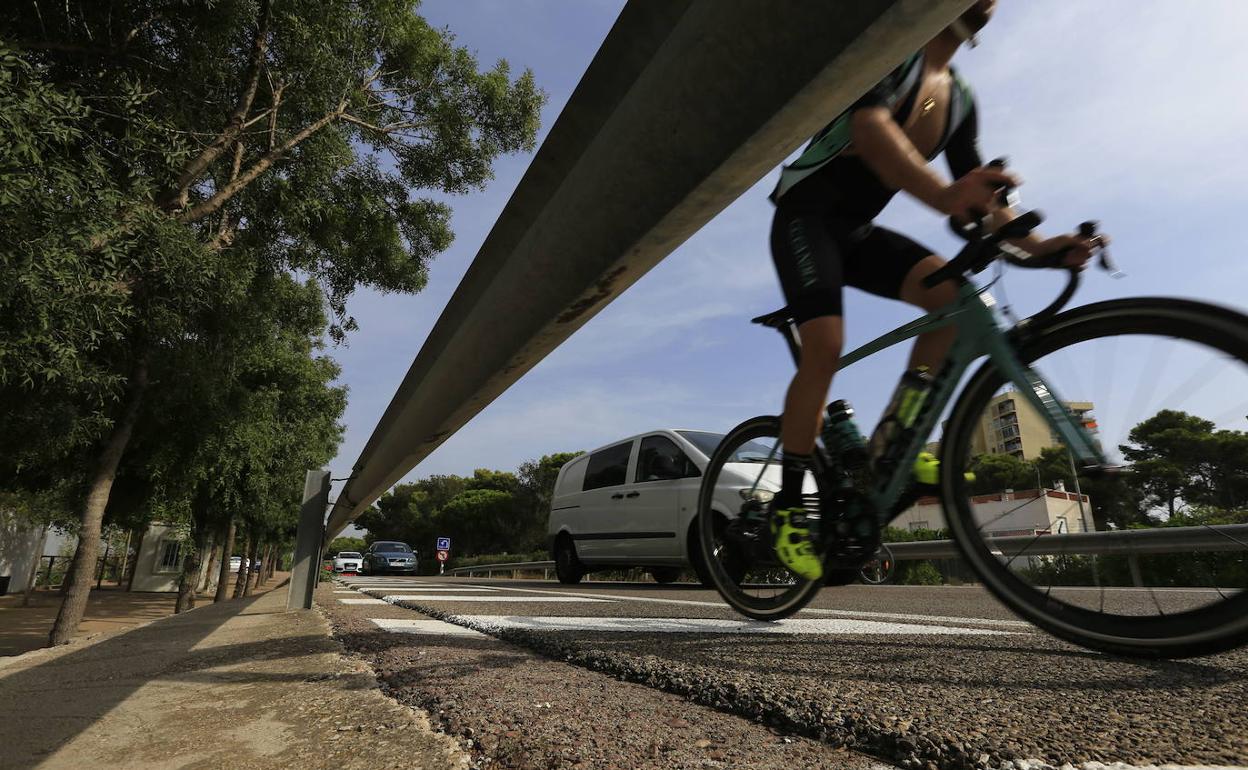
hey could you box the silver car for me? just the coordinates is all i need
[362,541,418,575]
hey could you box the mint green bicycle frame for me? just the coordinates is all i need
[834,279,1107,525]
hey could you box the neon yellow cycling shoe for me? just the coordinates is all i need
[770,505,823,581]
[913,451,975,487]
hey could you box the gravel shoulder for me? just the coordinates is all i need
[345,578,1248,770]
[318,583,896,770]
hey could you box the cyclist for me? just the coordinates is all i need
[767,0,1103,580]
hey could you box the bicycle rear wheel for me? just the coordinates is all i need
[941,298,1248,658]
[697,415,824,620]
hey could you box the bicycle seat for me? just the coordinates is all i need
[750,308,794,328]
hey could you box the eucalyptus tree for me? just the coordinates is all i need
[2,1,543,642]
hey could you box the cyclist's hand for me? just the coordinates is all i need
[1033,232,1109,270]
[939,166,1020,221]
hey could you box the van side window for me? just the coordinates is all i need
[583,442,632,490]
[636,436,699,482]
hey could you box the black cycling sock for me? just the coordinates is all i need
[779,450,811,508]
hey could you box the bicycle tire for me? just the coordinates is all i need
[941,297,1248,658]
[697,415,824,620]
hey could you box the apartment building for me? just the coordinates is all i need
[966,391,1096,461]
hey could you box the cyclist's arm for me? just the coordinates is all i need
[851,106,949,213]
[944,106,1049,253]
[853,106,1014,220]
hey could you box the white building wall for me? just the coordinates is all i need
[891,489,1095,535]
[0,516,78,594]
[129,524,185,593]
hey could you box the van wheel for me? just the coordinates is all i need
[689,516,745,587]
[554,536,584,584]
[650,567,681,585]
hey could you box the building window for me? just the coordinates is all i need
[156,540,183,573]
[908,521,929,532]
[997,399,1015,416]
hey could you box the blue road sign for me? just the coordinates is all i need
[436,537,451,551]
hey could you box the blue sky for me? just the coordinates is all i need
[327,1,1248,516]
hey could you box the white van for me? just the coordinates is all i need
[546,429,784,584]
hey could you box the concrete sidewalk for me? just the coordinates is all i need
[0,583,465,769]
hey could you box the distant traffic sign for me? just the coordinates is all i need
[436,550,449,562]
[436,537,451,551]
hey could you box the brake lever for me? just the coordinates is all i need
[1097,245,1124,279]
[1079,220,1124,279]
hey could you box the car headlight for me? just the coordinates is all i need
[738,487,775,503]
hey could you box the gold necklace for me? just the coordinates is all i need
[921,95,937,116]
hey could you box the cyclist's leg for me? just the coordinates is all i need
[843,227,955,362]
[770,206,848,455]
[769,206,849,580]
[898,255,959,368]
[844,227,954,484]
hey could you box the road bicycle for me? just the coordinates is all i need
[697,181,1248,659]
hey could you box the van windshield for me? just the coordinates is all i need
[678,431,777,464]
[676,431,723,458]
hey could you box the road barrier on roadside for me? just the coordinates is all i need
[446,524,1248,585]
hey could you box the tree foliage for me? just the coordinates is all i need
[0,1,545,640]
[357,452,581,561]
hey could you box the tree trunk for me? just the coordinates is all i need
[117,529,133,585]
[126,525,146,591]
[260,544,274,585]
[243,538,260,596]
[215,518,236,603]
[22,526,48,607]
[199,532,219,593]
[49,356,149,645]
[232,532,250,599]
[58,544,79,596]
[254,544,267,586]
[175,521,209,614]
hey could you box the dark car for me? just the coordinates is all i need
[362,541,418,575]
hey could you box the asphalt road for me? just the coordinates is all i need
[328,575,1248,769]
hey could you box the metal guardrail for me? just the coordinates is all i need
[446,525,1248,579]
[448,560,555,578]
[887,524,1248,560]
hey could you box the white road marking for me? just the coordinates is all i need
[338,598,388,605]
[381,595,613,603]
[802,607,1031,628]
[436,584,1025,628]
[359,586,502,592]
[449,615,1015,636]
[369,618,488,637]
[1013,758,1248,763]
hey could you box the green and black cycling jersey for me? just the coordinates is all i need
[771,51,982,219]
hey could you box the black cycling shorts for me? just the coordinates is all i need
[770,205,934,324]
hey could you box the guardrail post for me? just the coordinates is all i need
[1127,552,1144,588]
[288,469,330,611]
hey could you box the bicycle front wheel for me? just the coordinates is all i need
[697,415,824,620]
[941,298,1248,658]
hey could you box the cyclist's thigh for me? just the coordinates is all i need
[841,224,937,302]
[770,206,845,324]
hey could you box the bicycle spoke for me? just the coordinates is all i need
[940,302,1248,656]
[1001,531,1044,571]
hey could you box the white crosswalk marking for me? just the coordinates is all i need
[338,598,387,605]
[447,615,1016,636]
[356,586,502,592]
[369,618,488,637]
[381,595,612,603]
